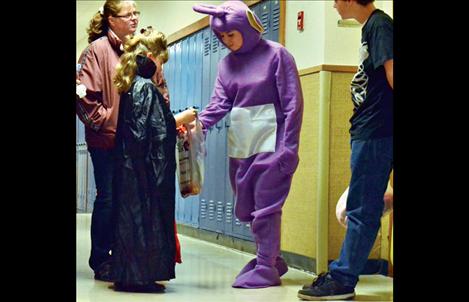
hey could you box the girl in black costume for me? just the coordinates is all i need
[112,27,196,293]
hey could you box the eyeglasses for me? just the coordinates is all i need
[114,11,140,20]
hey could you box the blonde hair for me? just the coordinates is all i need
[114,27,168,93]
[86,0,136,43]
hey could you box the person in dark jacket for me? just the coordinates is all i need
[76,0,140,282]
[111,27,196,293]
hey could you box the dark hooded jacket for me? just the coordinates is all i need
[111,55,177,284]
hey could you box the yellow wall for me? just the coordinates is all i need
[327,72,353,259]
[282,74,320,259]
[281,67,391,269]
[285,1,393,69]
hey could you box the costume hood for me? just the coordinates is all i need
[193,0,264,54]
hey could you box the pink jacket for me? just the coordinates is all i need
[76,31,123,149]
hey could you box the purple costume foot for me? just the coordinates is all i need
[232,213,284,288]
[236,256,288,278]
[232,264,281,288]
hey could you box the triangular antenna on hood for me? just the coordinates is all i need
[192,4,226,17]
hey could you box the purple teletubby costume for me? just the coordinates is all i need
[193,0,304,288]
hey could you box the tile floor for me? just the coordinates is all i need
[77,214,393,301]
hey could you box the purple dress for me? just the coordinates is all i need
[193,0,303,288]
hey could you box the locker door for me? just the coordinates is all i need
[190,31,204,228]
[166,45,175,102]
[216,43,234,236]
[86,153,96,213]
[76,117,88,213]
[199,28,216,232]
[180,38,189,110]
[76,117,87,212]
[210,41,230,234]
[223,139,234,236]
[76,149,87,212]
[173,41,184,223]
[172,41,182,118]
[179,38,191,224]
[269,0,281,42]
[181,35,192,225]
[200,29,212,110]
[76,116,86,145]
[208,30,224,233]
[182,34,200,225]
[166,43,183,222]
[253,1,270,41]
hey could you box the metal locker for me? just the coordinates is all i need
[198,29,210,230]
[181,36,192,225]
[173,41,185,223]
[76,144,88,213]
[165,45,175,102]
[213,41,235,236]
[199,28,216,232]
[233,217,249,240]
[173,41,183,116]
[86,152,96,213]
[212,35,226,234]
[180,38,189,110]
[253,1,270,41]
[182,34,200,226]
[190,30,204,228]
[76,116,87,212]
[204,30,223,233]
[76,116,86,145]
[269,0,281,42]
[223,149,234,236]
[166,43,179,221]
[179,38,190,224]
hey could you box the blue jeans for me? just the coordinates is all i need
[329,136,393,288]
[88,148,114,271]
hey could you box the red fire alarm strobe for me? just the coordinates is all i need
[297,11,304,31]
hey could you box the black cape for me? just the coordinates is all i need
[112,56,177,284]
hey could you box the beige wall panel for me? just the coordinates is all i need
[380,215,391,260]
[327,72,353,259]
[281,74,320,258]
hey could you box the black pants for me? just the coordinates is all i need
[88,147,114,271]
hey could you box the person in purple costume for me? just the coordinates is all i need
[193,0,304,289]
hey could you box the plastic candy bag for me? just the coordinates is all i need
[175,119,205,198]
[336,181,393,228]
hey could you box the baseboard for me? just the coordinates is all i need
[177,223,389,276]
[176,224,256,254]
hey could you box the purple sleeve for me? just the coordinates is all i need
[275,47,304,174]
[198,74,232,131]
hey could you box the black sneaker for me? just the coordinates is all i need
[297,272,355,300]
[301,272,328,290]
